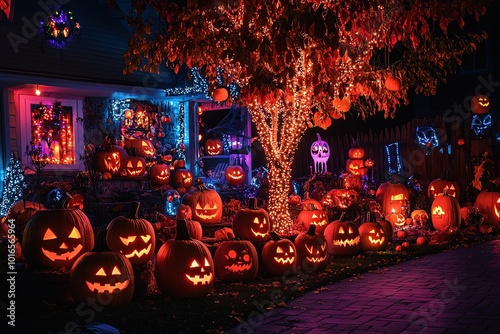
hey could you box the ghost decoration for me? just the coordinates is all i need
[310,133,330,174]
[471,114,492,137]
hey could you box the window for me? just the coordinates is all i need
[19,95,84,173]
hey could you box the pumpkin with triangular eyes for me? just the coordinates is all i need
[22,209,94,269]
[95,151,121,176]
[106,202,156,266]
[261,232,296,276]
[182,180,222,224]
[205,138,223,156]
[123,156,146,177]
[427,178,460,199]
[296,203,329,235]
[155,220,214,298]
[232,198,271,243]
[70,251,135,307]
[358,221,387,251]
[294,225,328,270]
[214,239,259,282]
[150,163,170,187]
[324,214,360,257]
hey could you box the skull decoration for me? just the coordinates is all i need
[471,114,492,137]
[233,198,271,243]
[69,251,135,307]
[214,239,259,282]
[22,208,94,269]
[106,202,156,266]
[310,133,330,174]
[163,189,181,217]
[294,225,328,270]
[411,210,429,227]
[155,220,215,298]
[261,232,296,276]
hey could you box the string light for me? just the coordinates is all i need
[385,142,402,175]
[35,85,41,96]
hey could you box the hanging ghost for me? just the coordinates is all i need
[310,133,330,174]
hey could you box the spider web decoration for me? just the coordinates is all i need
[471,114,492,137]
[415,126,439,151]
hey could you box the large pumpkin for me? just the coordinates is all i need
[106,202,156,266]
[22,209,94,269]
[474,191,500,227]
[182,179,223,224]
[375,182,410,216]
[471,95,491,114]
[225,165,245,187]
[358,221,387,252]
[70,251,135,307]
[294,225,328,270]
[233,198,271,243]
[427,178,460,199]
[214,239,259,282]
[205,138,223,156]
[155,219,215,298]
[150,163,171,187]
[323,213,360,257]
[367,212,393,243]
[261,232,296,276]
[431,194,461,232]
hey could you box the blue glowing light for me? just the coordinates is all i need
[385,142,402,175]
[471,114,492,136]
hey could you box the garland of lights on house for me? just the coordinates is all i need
[176,102,186,160]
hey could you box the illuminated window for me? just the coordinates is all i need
[385,142,402,175]
[19,96,84,173]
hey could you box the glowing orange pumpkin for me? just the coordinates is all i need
[214,239,259,282]
[150,163,171,187]
[205,138,223,156]
[385,75,402,91]
[123,156,146,177]
[261,232,296,276]
[431,194,461,232]
[296,203,329,235]
[346,159,366,176]
[332,97,351,112]
[471,95,491,114]
[358,221,387,252]
[427,178,460,199]
[182,179,223,224]
[375,182,410,216]
[125,138,156,158]
[348,147,365,159]
[70,251,135,307]
[95,151,121,176]
[324,212,360,257]
[233,198,271,243]
[213,87,229,102]
[474,191,500,227]
[294,225,328,270]
[225,165,245,187]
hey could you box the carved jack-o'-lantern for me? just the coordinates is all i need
[296,203,329,235]
[205,138,223,156]
[346,159,366,176]
[358,221,387,252]
[123,156,146,177]
[70,251,134,307]
[321,188,359,209]
[163,189,181,217]
[225,165,245,187]
[155,220,215,298]
[324,213,360,257]
[182,179,223,224]
[95,151,121,176]
[174,168,194,191]
[411,210,429,227]
[348,147,365,159]
[375,182,410,216]
[310,133,330,174]
[294,225,328,270]
[474,191,500,227]
[22,209,94,268]
[150,163,171,187]
[428,178,460,199]
[125,138,156,158]
[471,95,491,114]
[261,232,296,276]
[106,202,156,266]
[214,239,259,282]
[431,194,461,232]
[233,198,271,243]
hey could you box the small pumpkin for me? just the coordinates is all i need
[214,239,259,282]
[332,96,351,112]
[70,251,135,307]
[471,95,491,114]
[182,179,223,224]
[261,232,296,276]
[385,75,402,91]
[205,138,223,156]
[294,225,328,270]
[348,147,365,159]
[431,193,461,232]
[358,220,387,252]
[288,194,301,206]
[106,202,156,266]
[324,212,360,257]
[173,168,194,191]
[150,163,171,187]
[213,87,229,102]
[155,219,215,298]
[233,198,271,244]
[225,165,245,187]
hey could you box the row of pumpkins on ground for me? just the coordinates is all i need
[94,140,246,190]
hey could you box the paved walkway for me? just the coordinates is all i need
[228,240,500,334]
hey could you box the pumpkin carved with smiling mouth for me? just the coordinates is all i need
[182,179,223,224]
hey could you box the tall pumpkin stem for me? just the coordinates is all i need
[128,201,141,219]
[306,224,317,236]
[176,219,192,241]
[339,212,346,222]
[268,231,281,241]
[248,198,258,210]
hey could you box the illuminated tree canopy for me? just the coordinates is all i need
[123,0,491,233]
